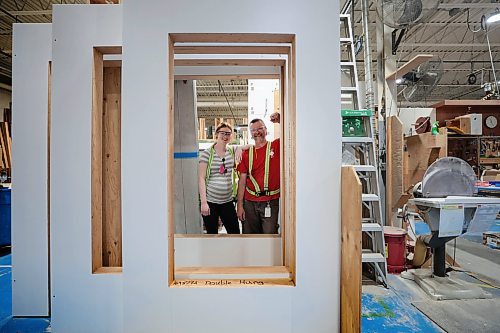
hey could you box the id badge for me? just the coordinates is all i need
[265,203,271,218]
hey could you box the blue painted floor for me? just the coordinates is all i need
[362,275,443,333]
[0,252,50,333]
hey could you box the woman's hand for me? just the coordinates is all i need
[201,202,210,216]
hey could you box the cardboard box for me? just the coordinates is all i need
[458,114,482,135]
[481,169,500,181]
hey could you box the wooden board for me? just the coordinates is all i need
[341,166,361,333]
[91,48,104,272]
[170,33,294,43]
[174,46,290,55]
[174,59,285,67]
[386,116,403,225]
[404,129,447,190]
[0,123,8,168]
[102,66,122,267]
[385,54,433,81]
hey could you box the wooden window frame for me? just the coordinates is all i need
[168,33,296,287]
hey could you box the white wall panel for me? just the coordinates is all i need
[121,0,341,332]
[175,237,282,267]
[11,23,52,317]
[50,5,123,332]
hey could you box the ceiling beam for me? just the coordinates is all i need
[0,10,52,16]
[438,3,500,9]
[399,43,500,48]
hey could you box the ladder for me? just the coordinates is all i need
[340,14,388,287]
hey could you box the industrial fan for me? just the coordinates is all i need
[377,0,439,29]
[401,57,443,102]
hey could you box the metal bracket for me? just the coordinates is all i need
[391,29,406,55]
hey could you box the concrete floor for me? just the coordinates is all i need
[1,228,499,332]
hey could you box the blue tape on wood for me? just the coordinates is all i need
[174,151,199,159]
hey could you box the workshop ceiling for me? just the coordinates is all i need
[1,1,499,111]
[342,0,500,107]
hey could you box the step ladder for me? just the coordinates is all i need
[340,14,388,287]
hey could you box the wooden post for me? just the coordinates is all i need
[341,166,362,333]
[199,118,206,139]
[102,66,122,267]
[386,116,403,226]
[91,48,104,272]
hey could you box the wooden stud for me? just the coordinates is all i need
[171,278,294,288]
[102,66,122,267]
[386,116,403,226]
[285,39,296,282]
[174,46,290,55]
[174,74,279,81]
[91,48,104,273]
[170,33,294,44]
[5,123,12,169]
[174,233,280,238]
[47,61,52,312]
[93,267,123,274]
[168,35,175,285]
[341,166,362,333]
[0,124,8,169]
[280,65,286,266]
[94,46,122,55]
[103,60,122,68]
[174,59,285,67]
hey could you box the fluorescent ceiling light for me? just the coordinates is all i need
[487,9,500,24]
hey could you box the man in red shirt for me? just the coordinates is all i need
[236,113,280,234]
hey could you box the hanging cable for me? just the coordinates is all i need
[217,80,237,124]
[484,26,500,97]
[466,9,482,33]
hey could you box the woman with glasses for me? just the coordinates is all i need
[198,122,244,234]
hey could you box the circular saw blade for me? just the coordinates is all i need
[421,157,477,198]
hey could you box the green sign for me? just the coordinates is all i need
[341,109,372,117]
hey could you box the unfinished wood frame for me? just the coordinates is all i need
[386,116,403,226]
[92,46,123,274]
[168,33,296,287]
[341,167,361,333]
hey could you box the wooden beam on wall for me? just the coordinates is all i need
[385,54,433,81]
[341,166,362,333]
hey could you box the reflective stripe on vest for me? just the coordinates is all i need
[246,141,280,197]
[205,144,237,198]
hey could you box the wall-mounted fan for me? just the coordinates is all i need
[377,0,440,29]
[401,57,443,102]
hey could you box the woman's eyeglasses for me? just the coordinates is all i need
[219,157,227,174]
[217,131,232,137]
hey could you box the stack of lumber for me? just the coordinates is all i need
[0,122,12,172]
